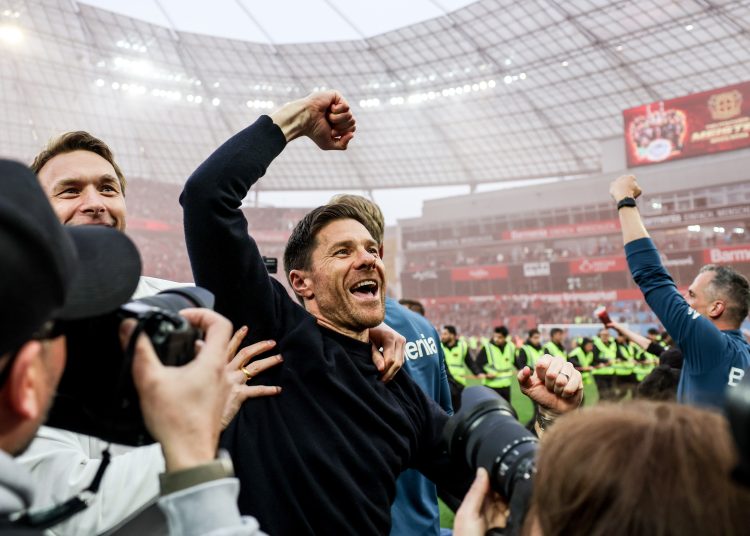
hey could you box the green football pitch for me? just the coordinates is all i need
[439,376,599,528]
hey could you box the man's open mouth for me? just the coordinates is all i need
[349,279,379,299]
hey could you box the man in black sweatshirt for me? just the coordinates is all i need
[180,91,583,535]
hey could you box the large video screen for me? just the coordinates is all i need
[623,81,750,167]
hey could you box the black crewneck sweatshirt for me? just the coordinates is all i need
[181,116,469,535]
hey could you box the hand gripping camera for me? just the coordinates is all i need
[46,287,214,446]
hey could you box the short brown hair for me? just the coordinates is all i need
[30,131,127,194]
[699,264,750,327]
[328,194,384,245]
[530,401,750,536]
[283,203,374,301]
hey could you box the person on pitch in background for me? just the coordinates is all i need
[611,174,750,410]
[474,326,516,403]
[516,329,544,370]
[441,325,480,411]
[592,328,617,401]
[542,328,568,360]
[568,337,595,388]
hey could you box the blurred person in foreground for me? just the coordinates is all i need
[0,160,262,535]
[329,194,452,536]
[454,400,750,535]
[180,90,582,534]
[610,174,750,409]
[20,132,283,535]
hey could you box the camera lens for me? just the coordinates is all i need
[134,286,214,312]
[443,386,538,499]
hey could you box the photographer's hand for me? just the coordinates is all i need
[222,326,282,429]
[518,354,583,414]
[454,468,508,536]
[121,308,233,472]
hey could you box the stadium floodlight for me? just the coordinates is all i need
[687,225,701,232]
[0,24,23,45]
[95,79,105,87]
[212,97,220,106]
[734,228,745,234]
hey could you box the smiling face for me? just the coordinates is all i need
[291,218,385,339]
[36,150,126,230]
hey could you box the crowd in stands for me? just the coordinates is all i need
[404,222,750,271]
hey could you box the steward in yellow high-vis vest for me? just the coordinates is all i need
[614,335,639,400]
[568,338,595,385]
[474,326,515,402]
[634,347,660,382]
[440,325,477,410]
[542,327,567,360]
[592,328,617,401]
[516,328,544,370]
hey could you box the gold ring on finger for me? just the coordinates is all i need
[240,365,253,381]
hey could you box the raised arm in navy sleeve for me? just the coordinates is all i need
[625,237,728,374]
[180,117,287,341]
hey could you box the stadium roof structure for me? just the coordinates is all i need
[1,0,749,191]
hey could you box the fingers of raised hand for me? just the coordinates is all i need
[517,366,532,386]
[381,359,402,383]
[233,354,283,383]
[226,326,248,361]
[230,340,276,369]
[239,384,282,399]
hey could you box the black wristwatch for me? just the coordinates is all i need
[617,197,637,210]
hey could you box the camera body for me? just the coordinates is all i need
[46,287,214,446]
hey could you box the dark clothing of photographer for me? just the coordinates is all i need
[181,116,471,535]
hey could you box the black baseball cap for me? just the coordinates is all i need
[0,159,141,356]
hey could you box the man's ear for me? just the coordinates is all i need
[3,341,44,421]
[378,245,385,260]
[289,269,314,300]
[708,300,726,319]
